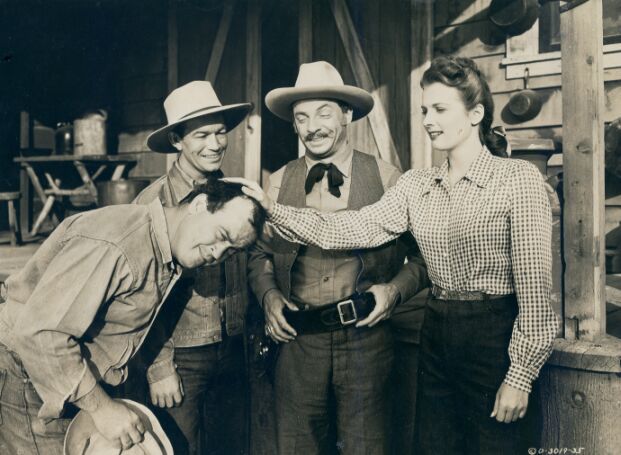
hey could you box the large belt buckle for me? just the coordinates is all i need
[337,299,357,326]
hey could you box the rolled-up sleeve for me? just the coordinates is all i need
[11,236,134,419]
[505,163,559,392]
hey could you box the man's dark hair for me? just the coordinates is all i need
[183,176,266,239]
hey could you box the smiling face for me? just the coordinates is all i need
[172,114,228,179]
[171,196,258,269]
[292,99,352,160]
[421,82,483,153]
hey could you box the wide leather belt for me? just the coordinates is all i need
[284,293,376,335]
[431,284,509,301]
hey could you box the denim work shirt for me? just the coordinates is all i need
[0,199,179,420]
[134,161,248,383]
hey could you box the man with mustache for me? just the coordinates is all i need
[246,61,429,454]
[133,81,253,455]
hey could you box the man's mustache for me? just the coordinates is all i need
[304,131,330,142]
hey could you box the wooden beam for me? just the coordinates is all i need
[204,0,236,83]
[561,0,606,340]
[298,0,312,157]
[166,0,179,171]
[409,0,433,170]
[244,0,262,182]
[329,0,402,170]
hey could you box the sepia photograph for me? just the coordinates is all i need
[0,0,620,453]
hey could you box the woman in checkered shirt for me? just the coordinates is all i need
[228,56,558,454]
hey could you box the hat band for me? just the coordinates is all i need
[176,105,222,121]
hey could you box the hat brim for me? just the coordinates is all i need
[265,85,374,122]
[147,102,253,153]
[63,399,174,455]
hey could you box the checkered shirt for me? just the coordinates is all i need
[270,148,558,393]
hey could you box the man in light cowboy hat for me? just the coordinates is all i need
[243,61,429,454]
[0,179,265,455]
[133,80,253,455]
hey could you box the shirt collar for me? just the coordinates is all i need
[148,198,175,269]
[304,142,353,178]
[431,147,495,189]
[168,160,208,204]
[463,147,495,188]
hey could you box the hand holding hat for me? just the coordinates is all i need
[64,399,173,455]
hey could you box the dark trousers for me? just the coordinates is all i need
[416,295,531,455]
[153,335,247,455]
[275,323,394,455]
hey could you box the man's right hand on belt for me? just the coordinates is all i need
[263,289,299,343]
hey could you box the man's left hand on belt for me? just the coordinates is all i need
[356,283,400,328]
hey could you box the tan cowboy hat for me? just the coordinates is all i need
[147,80,253,153]
[265,61,374,122]
[63,399,173,455]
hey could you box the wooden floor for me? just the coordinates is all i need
[0,236,43,284]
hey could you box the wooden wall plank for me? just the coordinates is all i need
[166,0,179,171]
[330,0,402,169]
[121,100,166,129]
[474,54,523,94]
[411,0,433,169]
[216,1,247,178]
[244,0,261,182]
[561,0,606,340]
[434,0,492,28]
[434,20,505,58]
[298,0,313,157]
[386,0,410,169]
[491,81,621,131]
[205,1,236,83]
[120,74,168,103]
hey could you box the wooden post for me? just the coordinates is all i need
[298,0,312,157]
[244,0,262,182]
[19,112,32,236]
[166,0,179,171]
[409,0,433,170]
[204,1,236,83]
[561,0,606,340]
[329,0,402,170]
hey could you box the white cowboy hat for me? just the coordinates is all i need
[63,399,174,455]
[265,61,374,122]
[147,80,253,153]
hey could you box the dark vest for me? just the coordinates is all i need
[272,151,405,301]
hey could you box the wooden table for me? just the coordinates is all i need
[14,154,139,236]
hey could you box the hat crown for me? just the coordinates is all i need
[163,81,223,124]
[295,61,345,88]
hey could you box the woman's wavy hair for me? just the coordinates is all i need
[421,56,508,157]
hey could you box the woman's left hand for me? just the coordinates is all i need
[491,382,529,423]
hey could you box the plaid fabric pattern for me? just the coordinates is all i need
[270,148,558,392]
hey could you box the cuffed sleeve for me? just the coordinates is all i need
[146,340,176,383]
[505,162,559,393]
[389,235,430,304]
